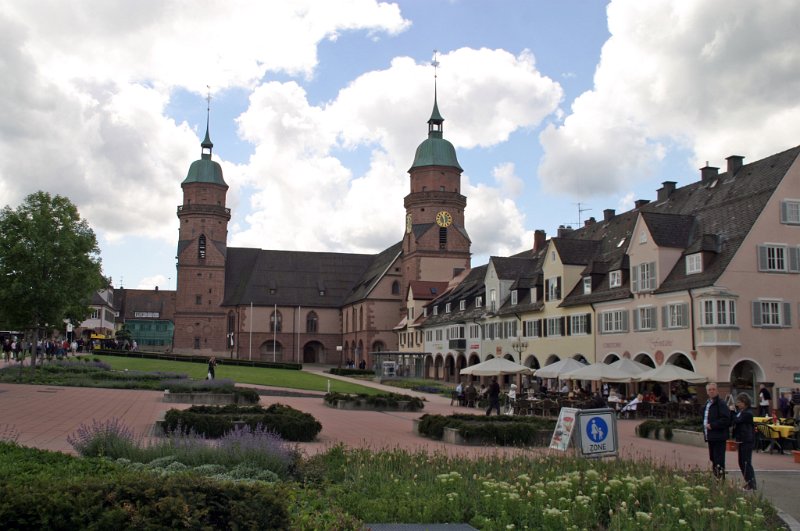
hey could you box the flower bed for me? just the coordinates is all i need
[162,403,322,441]
[323,391,424,411]
[416,414,556,447]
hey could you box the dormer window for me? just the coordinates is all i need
[433,306,438,316]
[423,307,428,317]
[459,300,466,311]
[609,270,622,288]
[686,253,703,275]
[445,303,451,313]
[475,296,483,308]
[583,277,592,294]
[510,290,518,305]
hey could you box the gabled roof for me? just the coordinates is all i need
[116,288,176,320]
[343,242,403,305]
[490,256,538,279]
[409,281,449,301]
[650,145,800,293]
[422,265,488,327]
[640,212,696,248]
[222,247,377,308]
[552,238,601,265]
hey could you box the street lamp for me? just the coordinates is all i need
[511,339,528,364]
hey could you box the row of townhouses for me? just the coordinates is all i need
[397,147,800,401]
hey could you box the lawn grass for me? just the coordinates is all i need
[91,355,380,395]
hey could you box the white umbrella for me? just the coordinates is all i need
[533,358,586,379]
[632,364,708,384]
[609,358,652,375]
[561,362,636,383]
[460,357,533,376]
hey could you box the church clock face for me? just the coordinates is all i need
[405,213,413,233]
[435,210,453,228]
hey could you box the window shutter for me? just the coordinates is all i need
[622,311,629,332]
[543,319,548,337]
[757,245,768,271]
[680,303,688,328]
[585,314,591,334]
[566,316,572,336]
[544,280,550,302]
[633,310,640,331]
[781,200,789,223]
[783,302,792,327]
[560,316,566,336]
[649,307,658,330]
[631,265,639,293]
[648,262,656,290]
[788,247,800,273]
[751,301,762,327]
[661,306,669,328]
[556,277,562,299]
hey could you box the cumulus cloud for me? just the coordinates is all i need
[539,0,800,197]
[229,48,561,255]
[463,175,533,258]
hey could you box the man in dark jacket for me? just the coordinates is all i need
[485,376,501,416]
[732,393,757,490]
[704,382,731,480]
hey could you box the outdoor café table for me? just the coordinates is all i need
[765,424,795,439]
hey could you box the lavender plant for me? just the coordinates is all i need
[67,418,138,457]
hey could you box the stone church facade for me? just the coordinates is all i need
[172,95,471,364]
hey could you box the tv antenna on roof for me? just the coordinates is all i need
[562,202,592,228]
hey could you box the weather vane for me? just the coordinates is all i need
[431,49,440,78]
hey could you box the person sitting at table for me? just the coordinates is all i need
[608,388,621,407]
[620,394,643,418]
[560,382,570,394]
[455,380,465,406]
[465,382,478,408]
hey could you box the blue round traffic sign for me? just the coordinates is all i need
[586,417,608,443]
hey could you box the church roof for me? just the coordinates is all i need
[409,93,462,171]
[182,121,227,187]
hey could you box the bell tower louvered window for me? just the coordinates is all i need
[439,227,447,249]
[198,234,206,259]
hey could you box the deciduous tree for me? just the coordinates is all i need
[0,192,105,364]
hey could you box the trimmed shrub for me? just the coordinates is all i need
[329,367,374,376]
[417,414,556,446]
[0,471,289,529]
[162,403,322,442]
[324,392,425,411]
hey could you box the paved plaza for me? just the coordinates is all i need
[1,364,798,527]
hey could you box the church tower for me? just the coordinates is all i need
[173,114,230,354]
[402,88,471,292]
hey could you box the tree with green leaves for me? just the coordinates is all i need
[0,191,106,365]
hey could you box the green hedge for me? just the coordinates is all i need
[635,418,704,440]
[163,403,322,442]
[417,414,556,446]
[323,391,425,411]
[0,442,289,529]
[329,367,374,376]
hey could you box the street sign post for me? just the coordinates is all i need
[576,408,618,458]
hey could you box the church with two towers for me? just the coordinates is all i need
[172,93,471,365]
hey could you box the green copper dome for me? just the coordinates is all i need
[409,92,462,171]
[182,121,228,187]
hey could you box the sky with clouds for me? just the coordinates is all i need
[1,0,799,290]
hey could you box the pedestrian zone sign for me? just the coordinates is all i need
[576,408,618,458]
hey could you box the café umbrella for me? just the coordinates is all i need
[560,362,637,383]
[533,357,587,379]
[632,364,708,384]
[460,357,533,376]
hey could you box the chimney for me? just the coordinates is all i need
[700,164,719,183]
[533,229,547,252]
[557,225,573,238]
[657,181,677,201]
[583,217,596,227]
[603,208,615,221]
[634,199,650,208]
[726,155,744,176]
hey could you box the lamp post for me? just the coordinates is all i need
[511,338,528,364]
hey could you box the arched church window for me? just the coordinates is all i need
[306,311,318,333]
[391,280,400,295]
[198,235,207,259]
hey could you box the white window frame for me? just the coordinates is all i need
[459,300,466,311]
[468,324,480,339]
[582,277,592,295]
[546,277,561,301]
[685,253,702,275]
[701,298,737,327]
[609,270,622,288]
[632,262,656,292]
[475,296,483,308]
[433,306,438,316]
[634,306,657,331]
[449,325,465,339]
[425,330,433,342]
[600,310,628,334]
[780,199,800,225]
[570,314,588,336]
[523,320,536,338]
[546,317,562,337]
[663,303,689,329]
[435,329,443,341]
[752,300,792,328]
[445,303,451,314]
[511,290,518,305]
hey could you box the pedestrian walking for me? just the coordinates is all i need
[732,393,757,490]
[703,382,731,480]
